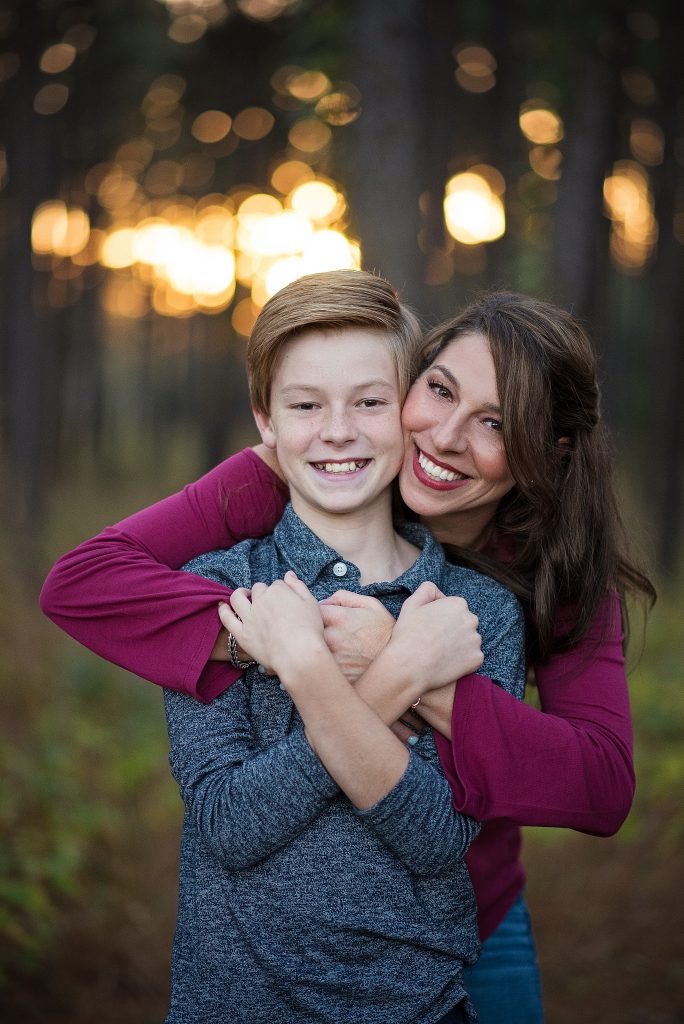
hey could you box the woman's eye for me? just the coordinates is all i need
[427,378,452,400]
[483,417,503,432]
[358,398,384,409]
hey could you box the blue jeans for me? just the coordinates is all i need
[462,894,544,1024]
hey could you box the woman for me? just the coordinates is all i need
[41,291,654,1023]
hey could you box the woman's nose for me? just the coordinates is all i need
[432,411,469,454]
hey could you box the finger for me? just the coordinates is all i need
[283,571,315,600]
[229,588,253,619]
[251,582,268,598]
[320,604,347,627]
[400,580,441,610]
[398,708,424,731]
[390,720,421,747]
[218,600,243,634]
[320,589,370,608]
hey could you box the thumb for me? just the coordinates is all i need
[401,580,444,610]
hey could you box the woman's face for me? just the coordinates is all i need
[399,331,516,546]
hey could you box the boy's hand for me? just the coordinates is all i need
[319,591,395,683]
[220,571,325,678]
[388,581,484,690]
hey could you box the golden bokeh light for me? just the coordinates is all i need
[39,43,77,74]
[444,172,505,245]
[32,140,359,319]
[232,107,275,141]
[288,119,332,153]
[271,159,315,194]
[168,15,208,44]
[286,70,330,101]
[603,160,657,272]
[52,208,91,257]
[528,146,562,181]
[621,67,657,106]
[32,201,68,254]
[34,83,69,115]
[519,103,563,145]
[630,119,664,167]
[454,44,496,93]
[237,0,298,21]
[290,180,341,222]
[192,110,232,144]
[315,85,362,125]
[232,297,260,337]
[100,227,137,269]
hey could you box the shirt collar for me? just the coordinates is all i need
[272,503,446,595]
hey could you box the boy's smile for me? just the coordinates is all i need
[253,327,405,531]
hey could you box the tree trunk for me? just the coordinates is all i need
[347,0,424,310]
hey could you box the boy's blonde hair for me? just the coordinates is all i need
[247,270,423,414]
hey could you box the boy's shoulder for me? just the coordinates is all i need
[437,559,522,623]
[181,534,277,589]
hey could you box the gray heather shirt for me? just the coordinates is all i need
[164,505,526,1024]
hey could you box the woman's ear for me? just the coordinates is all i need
[252,408,277,450]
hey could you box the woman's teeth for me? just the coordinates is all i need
[418,450,465,482]
[314,460,369,474]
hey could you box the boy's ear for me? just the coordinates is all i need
[252,407,277,450]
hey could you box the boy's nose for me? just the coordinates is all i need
[320,410,358,444]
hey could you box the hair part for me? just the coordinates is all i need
[420,291,655,661]
[247,270,422,414]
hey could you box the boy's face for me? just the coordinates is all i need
[253,328,405,525]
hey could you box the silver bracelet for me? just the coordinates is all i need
[228,631,255,670]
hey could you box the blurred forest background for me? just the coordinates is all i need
[1,0,683,1021]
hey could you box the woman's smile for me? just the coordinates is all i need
[413,446,470,490]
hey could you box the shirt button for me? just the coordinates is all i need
[332,561,348,578]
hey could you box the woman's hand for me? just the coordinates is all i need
[388,581,484,691]
[319,591,395,683]
[219,571,325,679]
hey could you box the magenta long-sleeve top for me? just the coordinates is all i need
[40,448,635,940]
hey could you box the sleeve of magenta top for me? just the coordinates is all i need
[40,448,289,702]
[434,591,634,836]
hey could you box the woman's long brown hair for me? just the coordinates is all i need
[418,292,655,662]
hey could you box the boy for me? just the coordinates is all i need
[163,270,526,1023]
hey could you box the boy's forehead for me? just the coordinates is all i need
[274,326,398,378]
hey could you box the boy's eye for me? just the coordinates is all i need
[292,402,317,411]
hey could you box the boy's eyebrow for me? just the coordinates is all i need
[430,363,502,414]
[279,378,397,395]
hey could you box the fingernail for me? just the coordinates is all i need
[407,735,419,747]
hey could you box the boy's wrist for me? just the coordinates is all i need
[275,639,334,692]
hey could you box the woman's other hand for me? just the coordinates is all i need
[319,592,395,683]
[389,581,484,691]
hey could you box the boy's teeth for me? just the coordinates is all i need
[314,460,368,474]
[417,450,464,482]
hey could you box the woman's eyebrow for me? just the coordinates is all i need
[430,363,501,413]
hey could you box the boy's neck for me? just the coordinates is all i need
[290,495,419,586]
